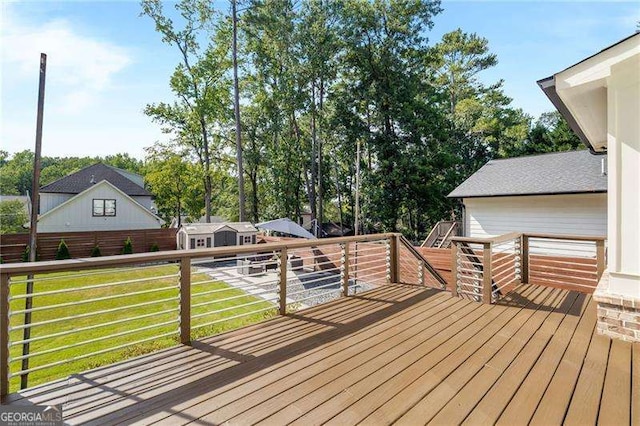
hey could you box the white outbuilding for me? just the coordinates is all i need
[176,222,258,250]
[448,150,607,239]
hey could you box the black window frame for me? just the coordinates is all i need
[92,199,117,217]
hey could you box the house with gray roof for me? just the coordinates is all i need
[448,150,607,239]
[37,163,163,232]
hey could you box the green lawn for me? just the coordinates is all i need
[7,263,277,393]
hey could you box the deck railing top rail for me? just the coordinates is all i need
[0,233,399,276]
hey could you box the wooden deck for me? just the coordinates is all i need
[6,284,639,425]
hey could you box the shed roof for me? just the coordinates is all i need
[181,222,258,234]
[40,163,151,197]
[448,150,607,198]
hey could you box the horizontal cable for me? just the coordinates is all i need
[289,288,342,305]
[9,273,179,300]
[9,307,179,347]
[8,263,175,285]
[286,272,341,288]
[10,285,178,316]
[286,280,342,297]
[10,318,179,362]
[9,330,178,378]
[9,295,180,331]
[191,289,276,308]
[191,299,276,320]
[191,306,275,330]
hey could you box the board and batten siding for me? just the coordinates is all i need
[40,193,74,214]
[38,183,162,233]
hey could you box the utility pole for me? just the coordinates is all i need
[354,138,361,236]
[232,0,246,221]
[23,53,47,390]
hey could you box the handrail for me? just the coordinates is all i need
[0,233,398,276]
[524,233,606,242]
[437,222,458,248]
[451,232,522,245]
[398,235,448,288]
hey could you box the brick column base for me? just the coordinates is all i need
[593,271,640,342]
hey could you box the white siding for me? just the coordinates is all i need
[40,193,73,213]
[464,193,607,238]
[38,183,162,232]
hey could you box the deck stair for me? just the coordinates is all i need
[421,221,460,248]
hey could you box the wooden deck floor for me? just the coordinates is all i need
[7,284,639,425]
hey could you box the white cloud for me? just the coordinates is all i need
[1,6,132,114]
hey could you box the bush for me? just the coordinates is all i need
[21,245,38,262]
[122,237,133,255]
[90,245,101,257]
[55,239,71,260]
[149,242,160,252]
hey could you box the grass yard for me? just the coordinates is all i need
[7,263,277,393]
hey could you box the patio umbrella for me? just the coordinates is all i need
[256,218,317,239]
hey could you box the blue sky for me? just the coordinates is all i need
[1,1,638,159]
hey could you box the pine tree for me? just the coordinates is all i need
[55,239,71,260]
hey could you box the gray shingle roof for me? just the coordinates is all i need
[448,150,607,198]
[40,163,151,197]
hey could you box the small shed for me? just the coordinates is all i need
[176,222,258,250]
[448,150,607,239]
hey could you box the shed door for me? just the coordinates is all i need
[214,230,237,247]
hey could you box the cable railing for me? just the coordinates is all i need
[0,232,446,399]
[451,232,606,304]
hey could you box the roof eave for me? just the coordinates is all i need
[536,76,606,156]
[448,189,607,199]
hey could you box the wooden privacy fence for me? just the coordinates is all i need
[0,232,446,399]
[0,229,177,263]
[451,232,606,303]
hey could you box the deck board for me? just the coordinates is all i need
[6,283,637,426]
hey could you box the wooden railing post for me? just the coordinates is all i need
[482,242,492,304]
[389,235,399,284]
[451,241,458,297]
[1,273,9,401]
[596,239,605,281]
[279,248,288,315]
[521,235,529,284]
[341,243,350,297]
[179,257,191,344]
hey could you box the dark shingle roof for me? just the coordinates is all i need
[40,163,151,197]
[448,150,607,198]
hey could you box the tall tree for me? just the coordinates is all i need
[141,0,232,223]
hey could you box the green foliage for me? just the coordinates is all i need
[55,239,71,260]
[149,242,160,252]
[90,245,102,257]
[122,237,133,255]
[22,245,38,262]
[0,199,29,234]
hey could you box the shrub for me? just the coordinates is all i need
[21,245,39,262]
[122,237,133,255]
[149,242,160,252]
[90,245,102,257]
[55,239,71,260]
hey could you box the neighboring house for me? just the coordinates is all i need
[37,163,163,232]
[176,222,258,250]
[538,33,639,341]
[448,150,607,239]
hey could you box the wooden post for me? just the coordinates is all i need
[389,235,399,284]
[482,242,492,304]
[521,235,529,284]
[341,243,350,297]
[1,274,10,401]
[596,239,605,281]
[279,248,288,315]
[179,257,191,344]
[451,241,458,297]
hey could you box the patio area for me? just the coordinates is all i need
[6,282,638,425]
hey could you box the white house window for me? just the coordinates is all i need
[196,238,206,248]
[93,199,116,217]
[243,236,252,244]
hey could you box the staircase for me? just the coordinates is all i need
[421,221,461,248]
